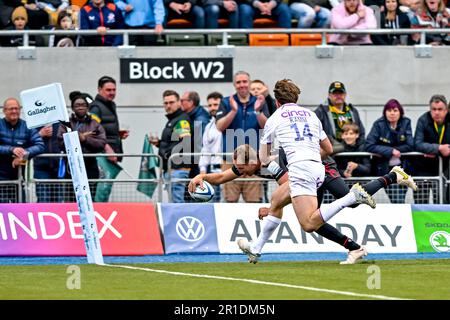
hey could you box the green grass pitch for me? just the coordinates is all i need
[1,259,449,300]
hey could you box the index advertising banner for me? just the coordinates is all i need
[214,203,417,254]
[411,205,450,253]
[0,203,163,256]
[158,203,219,254]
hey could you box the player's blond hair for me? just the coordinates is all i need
[233,144,258,165]
[273,79,301,105]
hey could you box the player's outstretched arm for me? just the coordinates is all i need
[259,143,272,166]
[188,169,238,192]
[320,137,333,159]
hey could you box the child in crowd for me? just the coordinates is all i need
[334,123,371,178]
[48,10,78,47]
[1,7,36,47]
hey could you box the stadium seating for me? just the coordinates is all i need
[166,19,193,29]
[249,33,289,46]
[290,33,326,46]
[218,19,230,28]
[207,33,248,46]
[166,34,206,46]
[253,18,278,28]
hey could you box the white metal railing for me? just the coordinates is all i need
[167,151,448,203]
[0,151,447,203]
[0,28,449,46]
[333,151,445,203]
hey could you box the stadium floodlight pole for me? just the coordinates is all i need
[61,123,104,265]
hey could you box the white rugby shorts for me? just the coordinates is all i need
[288,161,325,197]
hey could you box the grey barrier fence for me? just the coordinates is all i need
[0,28,448,46]
[25,153,163,203]
[168,151,448,204]
[0,151,447,204]
[330,152,445,204]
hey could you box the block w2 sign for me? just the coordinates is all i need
[120,58,233,83]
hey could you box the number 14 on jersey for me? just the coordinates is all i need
[290,123,313,141]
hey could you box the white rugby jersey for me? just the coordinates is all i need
[260,103,327,164]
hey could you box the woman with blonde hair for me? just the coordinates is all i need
[410,0,450,45]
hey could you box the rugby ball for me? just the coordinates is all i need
[189,181,215,202]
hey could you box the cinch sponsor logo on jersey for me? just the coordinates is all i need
[0,211,121,240]
[281,109,311,118]
[176,216,205,242]
[429,231,450,253]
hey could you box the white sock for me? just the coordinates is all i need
[319,192,356,222]
[250,215,281,254]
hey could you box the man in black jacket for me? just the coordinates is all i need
[90,76,127,164]
[89,76,127,202]
[314,81,366,153]
[413,94,450,204]
[150,90,192,203]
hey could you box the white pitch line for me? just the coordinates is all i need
[104,263,410,300]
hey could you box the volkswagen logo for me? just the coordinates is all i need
[176,216,205,242]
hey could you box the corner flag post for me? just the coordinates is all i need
[20,83,104,265]
[63,129,104,264]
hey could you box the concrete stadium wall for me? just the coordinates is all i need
[1,46,449,106]
[1,45,449,176]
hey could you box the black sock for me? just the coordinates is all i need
[316,223,361,251]
[363,172,397,195]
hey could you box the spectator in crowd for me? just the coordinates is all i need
[413,94,450,204]
[249,79,276,202]
[198,91,224,201]
[0,1,49,30]
[115,0,165,45]
[314,81,366,153]
[33,122,63,203]
[48,10,78,47]
[329,0,377,45]
[239,0,292,28]
[79,0,124,46]
[89,76,127,201]
[401,0,421,22]
[0,7,37,47]
[372,0,412,45]
[0,98,45,203]
[90,76,127,163]
[202,0,239,28]
[215,70,269,203]
[365,99,414,203]
[181,90,210,177]
[150,90,192,203]
[289,0,332,28]
[363,0,383,7]
[250,79,276,116]
[58,91,107,202]
[410,0,450,45]
[164,0,205,28]
[334,123,371,178]
[36,0,70,25]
